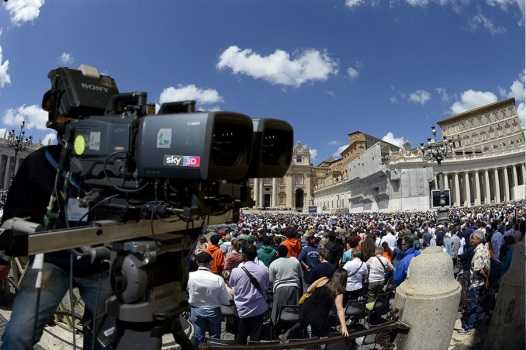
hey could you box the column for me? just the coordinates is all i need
[512,164,518,189]
[475,171,481,206]
[305,175,311,208]
[485,170,491,204]
[443,173,449,190]
[271,178,277,208]
[454,173,461,207]
[253,179,259,207]
[494,168,501,203]
[286,175,293,208]
[464,172,471,207]
[258,178,264,207]
[503,167,510,202]
[433,176,438,190]
[522,163,526,185]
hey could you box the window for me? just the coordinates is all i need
[295,175,304,185]
[296,156,302,163]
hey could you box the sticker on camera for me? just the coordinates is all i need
[157,128,172,148]
[163,155,200,167]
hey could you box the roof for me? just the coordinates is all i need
[437,98,516,126]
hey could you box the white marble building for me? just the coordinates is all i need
[0,138,39,190]
[315,98,525,213]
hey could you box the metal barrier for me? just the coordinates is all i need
[200,319,410,349]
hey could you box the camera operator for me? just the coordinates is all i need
[0,91,114,350]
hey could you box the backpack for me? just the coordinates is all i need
[299,276,329,305]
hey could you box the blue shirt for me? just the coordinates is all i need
[229,261,269,318]
[394,248,421,286]
[299,245,320,269]
[341,249,353,265]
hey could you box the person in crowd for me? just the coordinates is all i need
[207,234,225,275]
[366,246,394,302]
[461,229,490,333]
[451,226,462,267]
[490,221,503,262]
[269,245,303,325]
[298,234,320,279]
[381,241,393,263]
[393,235,421,286]
[380,228,397,251]
[499,235,515,276]
[281,226,302,258]
[224,239,243,277]
[229,244,270,344]
[257,235,278,267]
[308,247,336,285]
[279,268,349,340]
[220,234,232,254]
[341,236,357,265]
[343,251,369,301]
[325,231,344,266]
[361,232,377,262]
[187,252,232,345]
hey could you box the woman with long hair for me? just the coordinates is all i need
[279,268,349,340]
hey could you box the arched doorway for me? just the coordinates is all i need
[295,188,304,209]
[263,194,271,208]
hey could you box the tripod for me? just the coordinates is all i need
[108,240,196,350]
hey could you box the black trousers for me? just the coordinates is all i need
[236,313,265,344]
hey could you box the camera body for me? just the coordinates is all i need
[46,65,293,218]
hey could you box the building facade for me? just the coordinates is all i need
[251,142,315,210]
[0,138,39,190]
[250,98,525,213]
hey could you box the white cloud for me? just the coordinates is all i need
[450,90,498,114]
[217,46,338,87]
[382,132,409,148]
[435,88,450,102]
[468,13,506,34]
[487,0,525,14]
[409,89,431,105]
[328,140,340,145]
[309,148,318,161]
[159,85,223,106]
[0,46,11,88]
[332,144,348,158]
[4,0,45,25]
[389,96,398,104]
[506,69,525,102]
[0,128,6,138]
[345,0,365,7]
[347,66,359,79]
[41,131,57,145]
[517,102,526,128]
[2,104,48,130]
[405,0,430,7]
[59,52,74,65]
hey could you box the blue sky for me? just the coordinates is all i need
[0,0,524,163]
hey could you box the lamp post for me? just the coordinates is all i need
[419,125,453,223]
[6,120,33,187]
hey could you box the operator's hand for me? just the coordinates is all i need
[340,325,349,337]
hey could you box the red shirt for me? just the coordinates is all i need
[206,244,225,274]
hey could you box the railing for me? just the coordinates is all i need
[200,319,410,349]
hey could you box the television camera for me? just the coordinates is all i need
[0,65,293,349]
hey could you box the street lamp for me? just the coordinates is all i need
[420,125,453,223]
[6,120,33,186]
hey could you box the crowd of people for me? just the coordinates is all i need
[186,201,525,346]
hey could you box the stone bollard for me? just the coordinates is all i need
[394,247,461,350]
[483,242,525,350]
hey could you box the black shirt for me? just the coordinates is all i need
[2,145,106,275]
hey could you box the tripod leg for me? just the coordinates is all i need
[170,317,196,350]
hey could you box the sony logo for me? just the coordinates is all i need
[81,83,109,93]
